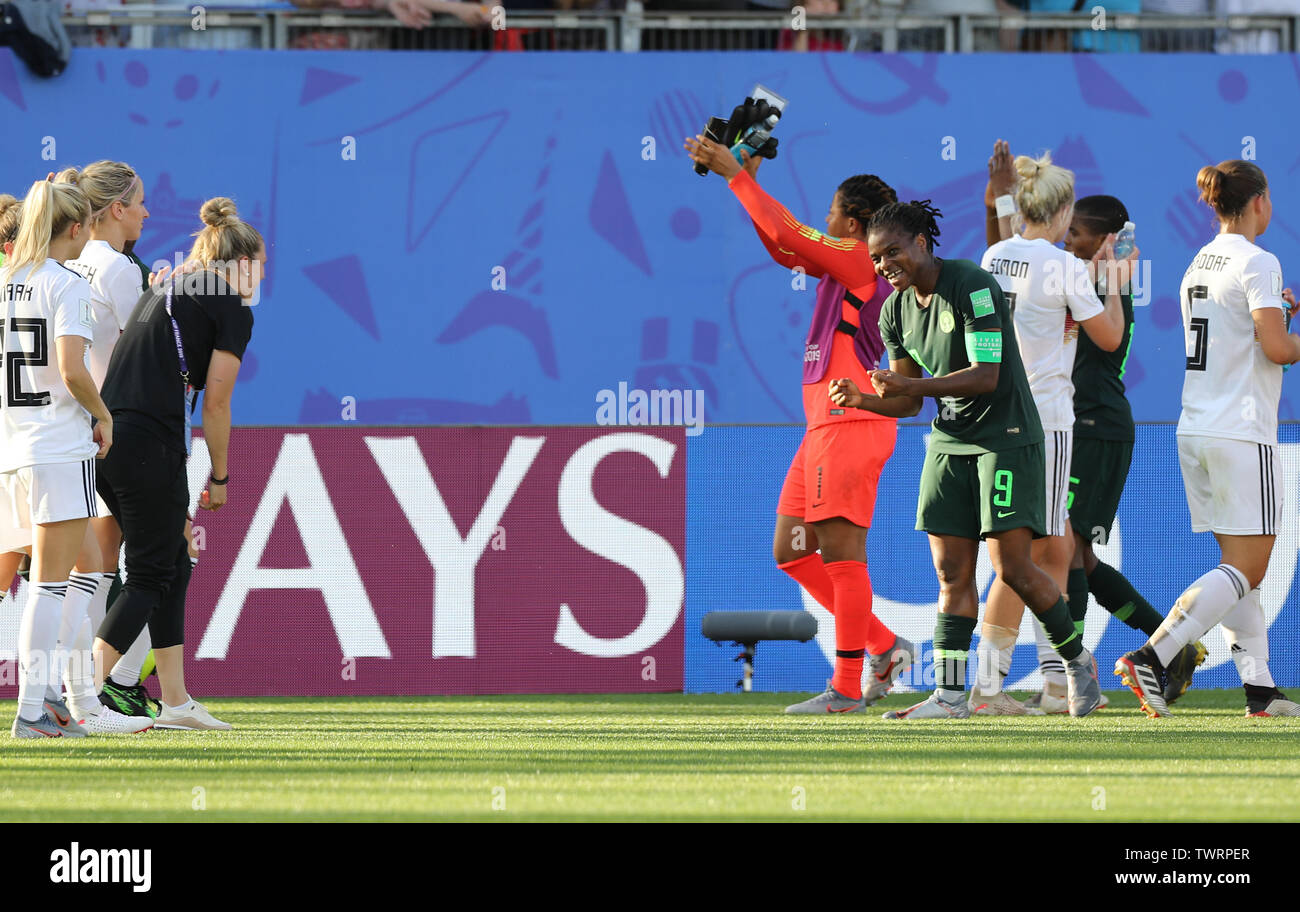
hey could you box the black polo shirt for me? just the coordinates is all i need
[101,272,254,452]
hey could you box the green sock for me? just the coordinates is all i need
[1088,560,1162,636]
[933,613,977,692]
[1034,595,1083,660]
[1067,567,1089,637]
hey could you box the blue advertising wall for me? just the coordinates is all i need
[688,424,1300,692]
[4,49,1299,692]
[2,50,1298,425]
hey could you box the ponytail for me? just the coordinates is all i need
[2,180,89,283]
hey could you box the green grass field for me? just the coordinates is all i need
[2,690,1297,822]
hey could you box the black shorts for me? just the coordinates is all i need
[1068,437,1133,546]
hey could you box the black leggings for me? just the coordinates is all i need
[95,427,192,651]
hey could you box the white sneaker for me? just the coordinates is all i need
[84,706,154,734]
[155,699,232,731]
[969,691,1028,716]
[882,691,971,720]
[1248,697,1300,717]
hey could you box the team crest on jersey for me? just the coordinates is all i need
[939,310,955,333]
[969,288,994,318]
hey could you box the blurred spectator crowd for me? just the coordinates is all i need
[59,0,1300,51]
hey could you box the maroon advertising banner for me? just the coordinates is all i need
[0,427,686,696]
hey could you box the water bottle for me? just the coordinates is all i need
[1099,221,1136,295]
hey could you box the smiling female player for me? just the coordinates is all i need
[684,132,916,713]
[831,199,1102,719]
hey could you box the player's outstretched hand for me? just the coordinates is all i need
[984,139,1015,209]
[828,377,863,409]
[870,369,909,398]
[684,134,742,180]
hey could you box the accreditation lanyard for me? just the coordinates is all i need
[163,284,195,456]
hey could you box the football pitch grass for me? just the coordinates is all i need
[2,690,1297,822]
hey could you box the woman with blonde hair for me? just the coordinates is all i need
[969,150,1132,715]
[1117,160,1300,718]
[93,197,264,731]
[58,161,157,721]
[3,179,154,737]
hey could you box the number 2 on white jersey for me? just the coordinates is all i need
[0,316,52,407]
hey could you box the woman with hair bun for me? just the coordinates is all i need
[1117,160,1300,719]
[92,196,265,732]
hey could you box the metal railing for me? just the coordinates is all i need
[59,6,1299,52]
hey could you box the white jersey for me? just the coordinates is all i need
[65,239,144,389]
[981,236,1104,432]
[0,259,98,472]
[1177,233,1286,446]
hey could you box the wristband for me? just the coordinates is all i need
[210,474,229,486]
[994,195,1016,219]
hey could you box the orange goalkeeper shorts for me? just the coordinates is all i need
[777,419,896,528]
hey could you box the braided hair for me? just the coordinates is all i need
[836,174,897,228]
[867,200,943,252]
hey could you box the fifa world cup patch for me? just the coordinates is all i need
[79,298,93,328]
[965,330,1002,363]
[969,288,995,318]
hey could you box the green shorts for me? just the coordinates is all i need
[917,443,1047,540]
[1068,437,1133,546]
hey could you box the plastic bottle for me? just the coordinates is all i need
[1099,221,1136,295]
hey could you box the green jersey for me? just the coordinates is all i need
[1072,289,1135,441]
[879,258,1043,455]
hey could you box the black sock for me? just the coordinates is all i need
[933,613,977,692]
[1067,567,1089,634]
[1087,560,1163,636]
[1138,643,1165,672]
[1245,684,1281,704]
[1033,595,1083,661]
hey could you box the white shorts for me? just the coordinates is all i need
[1043,429,1072,539]
[0,459,99,539]
[1178,435,1281,536]
[0,478,31,553]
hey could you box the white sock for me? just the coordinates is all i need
[88,571,115,631]
[1220,587,1275,688]
[163,697,193,712]
[1032,617,1066,682]
[1151,564,1249,666]
[111,627,152,687]
[56,573,99,697]
[17,582,66,722]
[973,623,1017,696]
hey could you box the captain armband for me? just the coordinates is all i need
[965,331,1003,364]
